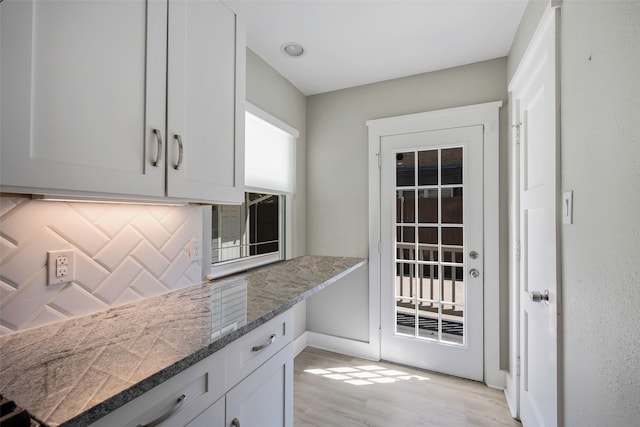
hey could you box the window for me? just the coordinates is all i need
[210,104,298,278]
[211,192,283,263]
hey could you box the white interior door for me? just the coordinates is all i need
[380,125,484,381]
[511,8,561,427]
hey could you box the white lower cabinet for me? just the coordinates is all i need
[225,342,294,427]
[89,312,293,427]
[183,396,226,427]
[88,348,227,427]
[183,342,293,427]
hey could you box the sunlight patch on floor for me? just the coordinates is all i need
[304,363,430,386]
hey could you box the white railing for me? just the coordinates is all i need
[396,242,464,316]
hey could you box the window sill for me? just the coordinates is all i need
[209,252,282,279]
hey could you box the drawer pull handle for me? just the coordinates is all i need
[231,418,241,427]
[137,394,186,427]
[152,129,163,167]
[252,334,276,352]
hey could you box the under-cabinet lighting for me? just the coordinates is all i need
[32,194,186,206]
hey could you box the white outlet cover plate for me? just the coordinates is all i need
[47,249,76,285]
[190,239,202,261]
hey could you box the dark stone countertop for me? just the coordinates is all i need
[0,255,367,426]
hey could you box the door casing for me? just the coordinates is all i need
[367,102,503,387]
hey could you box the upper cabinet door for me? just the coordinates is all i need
[166,0,245,204]
[0,0,167,197]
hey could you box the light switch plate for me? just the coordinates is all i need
[47,249,76,285]
[562,191,573,224]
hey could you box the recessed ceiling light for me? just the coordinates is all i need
[281,42,306,58]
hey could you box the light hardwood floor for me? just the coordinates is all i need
[294,348,521,427]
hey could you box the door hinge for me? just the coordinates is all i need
[377,153,381,168]
[379,327,382,341]
[516,356,521,376]
[377,241,382,253]
[515,240,521,261]
[512,122,522,145]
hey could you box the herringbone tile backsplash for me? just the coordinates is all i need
[0,196,205,335]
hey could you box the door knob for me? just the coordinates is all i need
[469,269,480,278]
[529,290,550,303]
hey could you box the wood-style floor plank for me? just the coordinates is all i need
[294,347,521,427]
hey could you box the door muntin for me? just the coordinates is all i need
[393,146,468,346]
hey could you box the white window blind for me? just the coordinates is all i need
[245,111,296,193]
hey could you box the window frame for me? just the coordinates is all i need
[208,103,299,279]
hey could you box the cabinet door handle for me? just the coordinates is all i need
[252,334,276,352]
[231,418,241,427]
[174,134,184,170]
[137,394,186,427]
[152,129,163,167]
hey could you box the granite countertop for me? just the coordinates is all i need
[0,255,367,427]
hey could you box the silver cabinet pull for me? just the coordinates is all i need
[174,134,184,170]
[152,129,163,167]
[252,334,276,352]
[137,394,186,427]
[231,418,241,427]
[529,289,550,303]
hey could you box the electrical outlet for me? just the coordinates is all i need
[189,239,202,262]
[48,250,76,285]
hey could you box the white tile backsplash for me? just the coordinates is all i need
[0,196,204,334]
[50,283,108,316]
[95,226,143,270]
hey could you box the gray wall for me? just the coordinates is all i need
[305,59,509,342]
[246,48,307,259]
[246,48,308,338]
[509,1,640,425]
[507,0,547,81]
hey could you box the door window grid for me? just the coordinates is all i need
[394,147,466,345]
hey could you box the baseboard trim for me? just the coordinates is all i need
[504,379,520,419]
[305,331,380,361]
[486,381,506,391]
[293,331,309,357]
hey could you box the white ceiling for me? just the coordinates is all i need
[241,0,528,95]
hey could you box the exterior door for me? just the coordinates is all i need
[380,125,484,381]
[511,8,561,427]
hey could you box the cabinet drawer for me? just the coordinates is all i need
[226,311,293,388]
[89,349,226,427]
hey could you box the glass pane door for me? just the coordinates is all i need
[394,147,466,345]
[380,125,483,381]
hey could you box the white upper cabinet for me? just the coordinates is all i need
[0,0,245,204]
[166,0,245,203]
